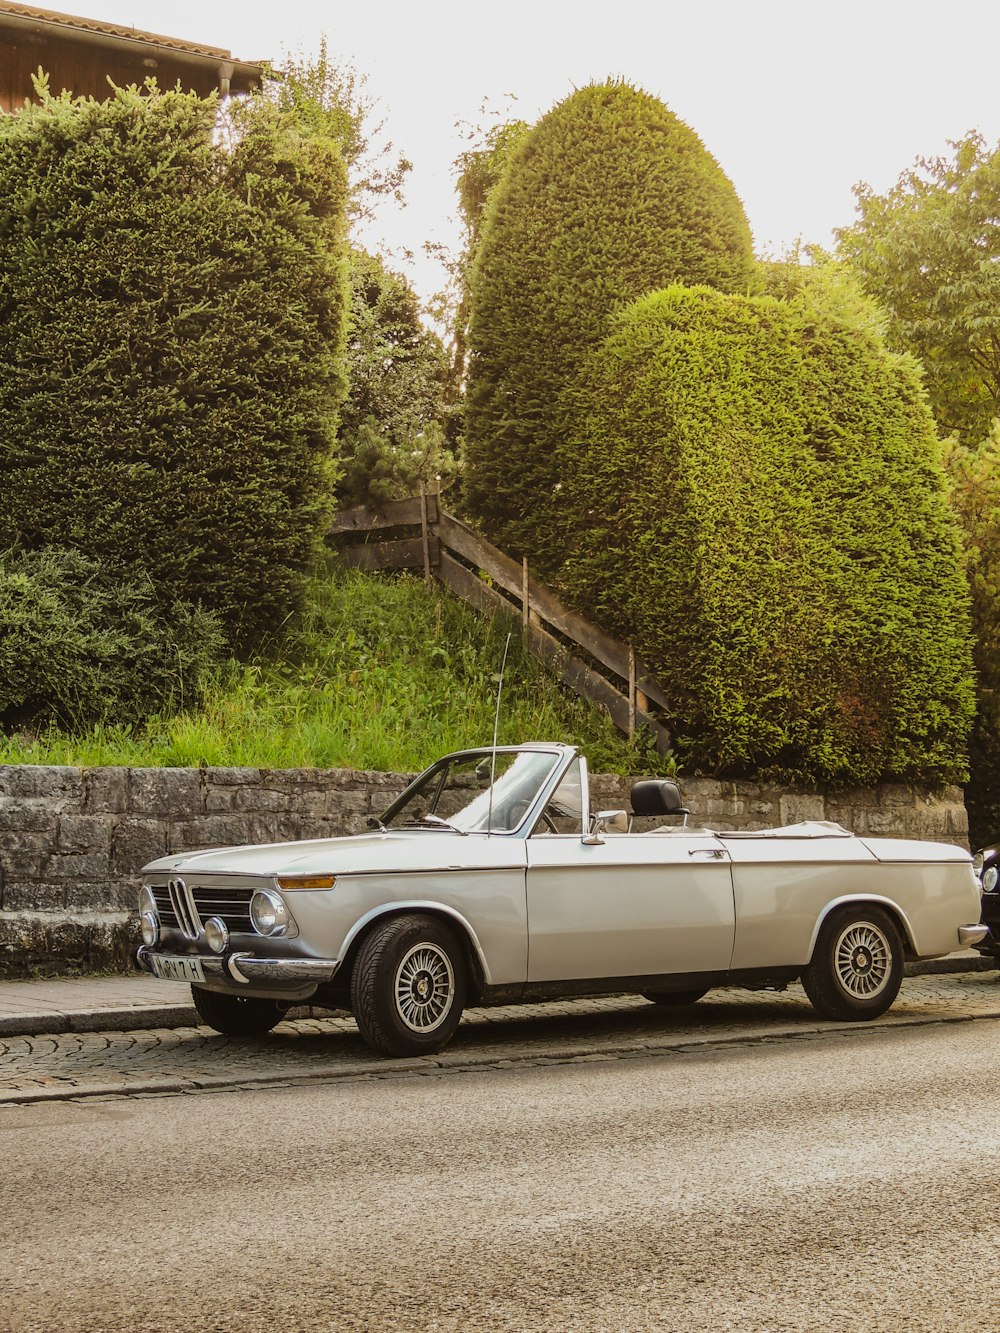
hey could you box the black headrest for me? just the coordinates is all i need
[630,779,688,817]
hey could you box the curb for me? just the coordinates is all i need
[6,1004,1000,1106]
[1,954,994,1040]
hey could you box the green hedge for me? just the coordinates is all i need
[555,285,974,784]
[0,547,224,731]
[0,84,348,651]
[463,80,754,567]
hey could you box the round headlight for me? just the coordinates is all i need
[138,885,156,918]
[204,916,230,954]
[250,890,289,937]
[984,866,998,894]
[141,911,160,947]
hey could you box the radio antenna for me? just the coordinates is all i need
[486,632,513,837]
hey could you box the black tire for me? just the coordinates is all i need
[642,988,710,1006]
[801,905,903,1021]
[191,985,284,1036]
[351,914,466,1057]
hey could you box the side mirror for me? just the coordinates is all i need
[582,809,629,843]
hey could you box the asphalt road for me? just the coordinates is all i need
[2,1017,998,1333]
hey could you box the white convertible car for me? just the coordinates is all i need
[136,743,986,1057]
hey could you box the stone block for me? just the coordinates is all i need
[48,850,111,879]
[2,881,65,911]
[128,768,204,817]
[707,797,746,819]
[326,790,371,825]
[779,794,827,825]
[0,847,51,879]
[877,784,915,808]
[82,767,129,814]
[0,765,83,801]
[67,880,132,912]
[168,815,254,853]
[0,800,60,832]
[57,814,110,852]
[0,829,55,854]
[0,910,138,978]
[203,766,262,788]
[865,809,907,837]
[111,818,169,875]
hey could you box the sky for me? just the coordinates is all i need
[72,0,1000,305]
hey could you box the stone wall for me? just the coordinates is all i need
[0,764,969,978]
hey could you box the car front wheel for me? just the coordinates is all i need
[351,914,467,1057]
[801,906,903,1021]
[191,985,285,1036]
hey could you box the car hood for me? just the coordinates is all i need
[142,829,527,878]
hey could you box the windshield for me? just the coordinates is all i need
[380,749,563,834]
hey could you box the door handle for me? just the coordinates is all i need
[688,847,727,858]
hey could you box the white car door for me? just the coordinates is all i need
[525,832,736,983]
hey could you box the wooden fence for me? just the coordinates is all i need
[328,491,672,755]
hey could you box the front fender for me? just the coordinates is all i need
[338,900,496,986]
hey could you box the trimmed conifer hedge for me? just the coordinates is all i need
[0,84,348,651]
[463,80,754,566]
[555,285,974,784]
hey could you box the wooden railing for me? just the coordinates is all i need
[328,491,672,755]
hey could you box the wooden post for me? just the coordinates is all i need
[628,644,637,737]
[522,556,530,629]
[419,482,432,587]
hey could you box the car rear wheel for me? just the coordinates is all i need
[191,985,285,1036]
[801,905,903,1021]
[351,914,466,1057]
[642,988,710,1006]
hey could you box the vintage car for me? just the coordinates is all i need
[972,840,1000,960]
[136,743,986,1057]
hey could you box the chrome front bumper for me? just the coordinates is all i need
[136,946,340,998]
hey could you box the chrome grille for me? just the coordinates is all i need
[168,878,200,940]
[151,881,256,937]
[191,886,254,933]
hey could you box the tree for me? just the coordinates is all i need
[942,428,1000,840]
[0,82,350,650]
[336,250,454,508]
[555,283,974,784]
[838,132,1000,447]
[463,80,755,566]
[253,36,411,224]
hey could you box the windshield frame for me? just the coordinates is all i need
[377,744,582,838]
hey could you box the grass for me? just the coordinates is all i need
[0,568,675,776]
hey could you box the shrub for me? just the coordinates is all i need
[0,547,225,732]
[555,284,974,784]
[463,80,754,566]
[0,83,349,651]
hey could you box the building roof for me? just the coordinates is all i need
[0,2,263,94]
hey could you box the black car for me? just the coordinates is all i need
[973,842,1000,959]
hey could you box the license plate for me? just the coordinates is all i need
[149,953,205,984]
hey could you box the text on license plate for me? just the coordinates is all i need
[150,954,205,983]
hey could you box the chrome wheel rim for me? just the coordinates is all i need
[833,921,892,999]
[394,943,455,1033]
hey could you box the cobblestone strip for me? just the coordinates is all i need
[2,972,999,1105]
